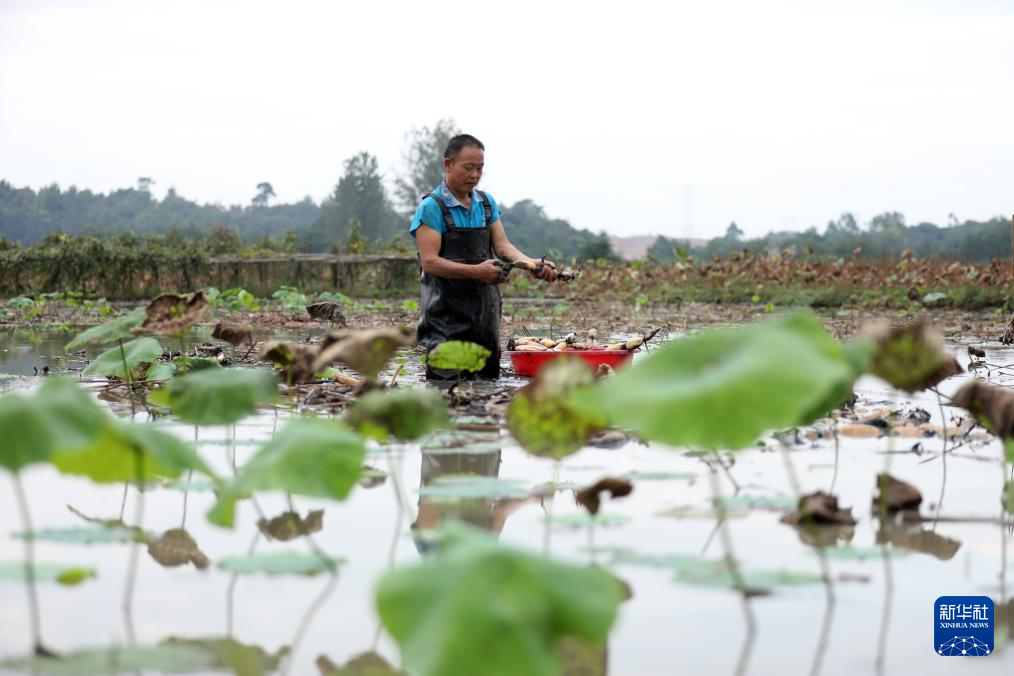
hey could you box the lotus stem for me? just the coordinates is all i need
[778,444,835,676]
[13,473,45,655]
[122,448,144,645]
[118,338,135,416]
[708,456,755,676]
[932,391,949,532]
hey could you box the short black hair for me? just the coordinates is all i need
[444,134,484,162]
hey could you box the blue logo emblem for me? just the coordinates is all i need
[935,596,993,656]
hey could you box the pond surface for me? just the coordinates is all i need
[0,327,1012,675]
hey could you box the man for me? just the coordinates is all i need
[410,133,556,379]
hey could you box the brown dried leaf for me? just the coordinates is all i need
[951,380,1014,438]
[924,356,963,390]
[133,291,208,336]
[313,327,415,379]
[872,473,922,514]
[780,491,857,526]
[575,477,633,515]
[259,340,318,384]
[317,651,401,675]
[307,301,347,326]
[863,320,961,392]
[212,321,253,346]
[147,528,209,569]
[507,360,605,460]
[257,510,324,542]
[1002,316,1014,346]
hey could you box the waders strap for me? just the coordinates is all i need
[474,189,493,225]
[422,192,457,232]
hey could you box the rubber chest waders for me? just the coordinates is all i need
[416,190,501,379]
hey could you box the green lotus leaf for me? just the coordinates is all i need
[66,307,146,351]
[165,368,278,425]
[0,562,96,586]
[51,420,214,484]
[572,313,855,450]
[83,337,162,378]
[0,378,107,471]
[345,388,449,441]
[208,418,364,527]
[218,551,343,576]
[376,522,624,676]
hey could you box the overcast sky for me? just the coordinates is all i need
[1,0,1012,239]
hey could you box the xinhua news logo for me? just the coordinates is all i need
[934,596,994,656]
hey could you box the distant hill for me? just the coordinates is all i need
[609,235,656,260]
[6,180,999,263]
[611,235,709,260]
[0,180,318,245]
[0,180,601,259]
[500,199,598,260]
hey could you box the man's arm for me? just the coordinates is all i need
[416,224,502,284]
[489,221,557,281]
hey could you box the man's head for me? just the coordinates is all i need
[443,134,484,194]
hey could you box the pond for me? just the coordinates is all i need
[0,324,1012,675]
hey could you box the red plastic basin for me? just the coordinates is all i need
[507,348,634,377]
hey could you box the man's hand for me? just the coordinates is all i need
[474,259,505,285]
[530,258,557,282]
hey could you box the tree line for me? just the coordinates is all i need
[0,119,615,261]
[649,211,1011,263]
[3,119,1008,263]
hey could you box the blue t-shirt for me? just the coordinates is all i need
[409,180,501,237]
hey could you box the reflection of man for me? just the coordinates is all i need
[410,447,611,675]
[411,449,530,555]
[411,134,557,380]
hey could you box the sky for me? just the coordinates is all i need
[1,0,1012,240]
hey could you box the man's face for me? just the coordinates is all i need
[444,146,484,194]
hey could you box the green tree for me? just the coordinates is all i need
[837,212,859,233]
[279,229,300,253]
[313,152,398,252]
[165,227,187,250]
[203,224,243,256]
[252,182,275,208]
[393,118,459,215]
[345,217,367,254]
[869,211,905,232]
[578,231,618,262]
[647,235,693,262]
[725,222,743,241]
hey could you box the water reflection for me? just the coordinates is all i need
[412,448,532,551]
[2,328,1013,674]
[876,523,962,560]
[0,329,88,379]
[790,523,856,549]
[997,600,1014,643]
[410,448,610,674]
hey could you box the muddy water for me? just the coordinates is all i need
[0,328,1012,675]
